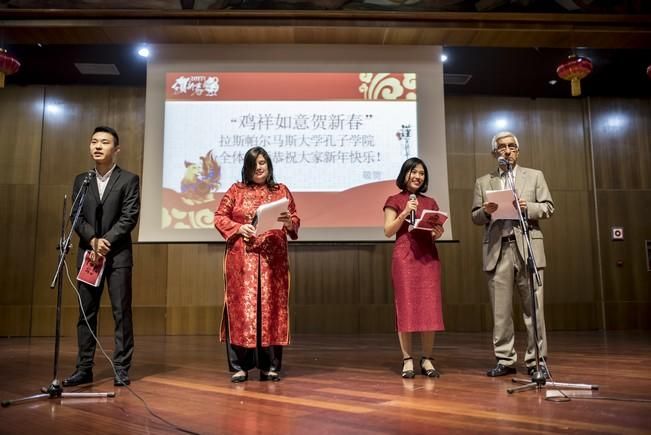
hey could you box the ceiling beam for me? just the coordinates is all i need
[2,11,650,48]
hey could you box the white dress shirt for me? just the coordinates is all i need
[95,164,116,200]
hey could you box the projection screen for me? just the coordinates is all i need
[139,45,451,242]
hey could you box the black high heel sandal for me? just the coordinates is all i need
[420,357,440,378]
[401,357,416,379]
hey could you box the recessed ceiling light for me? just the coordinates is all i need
[440,54,448,63]
[548,80,557,85]
[494,118,508,129]
[137,47,150,58]
[45,103,62,114]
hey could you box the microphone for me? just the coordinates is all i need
[83,170,95,185]
[497,156,511,170]
[409,193,417,224]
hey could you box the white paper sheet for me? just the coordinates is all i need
[254,197,289,235]
[486,189,519,220]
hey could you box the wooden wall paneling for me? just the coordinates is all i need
[440,192,487,332]
[357,243,394,333]
[294,27,382,45]
[0,185,40,336]
[530,98,589,191]
[0,306,32,337]
[39,86,112,186]
[291,245,360,305]
[603,301,651,330]
[597,191,651,304]
[542,190,600,330]
[444,96,489,332]
[445,96,478,192]
[590,98,651,329]
[29,184,82,337]
[0,86,44,185]
[165,243,223,335]
[543,191,598,304]
[106,87,146,176]
[0,86,44,336]
[96,243,169,337]
[291,245,360,333]
[590,98,651,190]
[0,185,40,305]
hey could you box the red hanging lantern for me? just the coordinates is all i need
[0,48,21,89]
[556,54,593,97]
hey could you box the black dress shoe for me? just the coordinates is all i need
[259,370,281,382]
[114,370,130,386]
[527,364,550,379]
[231,371,248,383]
[401,357,415,379]
[63,370,93,387]
[486,363,516,377]
[420,357,441,378]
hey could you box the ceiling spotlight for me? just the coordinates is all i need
[45,103,62,114]
[440,54,448,63]
[137,47,150,58]
[605,115,627,129]
[494,118,508,129]
[37,43,43,48]
[548,80,557,85]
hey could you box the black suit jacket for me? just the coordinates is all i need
[72,166,140,269]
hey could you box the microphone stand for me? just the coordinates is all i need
[501,163,599,395]
[2,173,114,407]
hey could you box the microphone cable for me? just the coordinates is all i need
[64,261,201,435]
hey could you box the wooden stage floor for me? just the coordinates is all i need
[0,332,649,434]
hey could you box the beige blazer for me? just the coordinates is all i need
[471,166,554,272]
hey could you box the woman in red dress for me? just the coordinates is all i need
[214,147,300,383]
[383,157,445,378]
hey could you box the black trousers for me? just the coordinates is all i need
[75,265,134,372]
[225,253,283,372]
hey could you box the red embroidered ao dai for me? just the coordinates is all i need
[214,183,299,348]
[384,191,444,332]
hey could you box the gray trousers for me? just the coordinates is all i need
[487,240,547,367]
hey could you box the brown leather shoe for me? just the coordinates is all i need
[486,363,516,377]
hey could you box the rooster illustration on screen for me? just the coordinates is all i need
[180,150,221,202]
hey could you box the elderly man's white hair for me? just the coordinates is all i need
[490,131,519,152]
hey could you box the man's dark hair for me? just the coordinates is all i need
[93,126,120,146]
[395,157,429,193]
[241,147,277,188]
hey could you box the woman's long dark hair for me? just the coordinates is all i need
[241,146,277,188]
[395,157,429,193]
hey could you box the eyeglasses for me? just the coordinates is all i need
[495,143,518,153]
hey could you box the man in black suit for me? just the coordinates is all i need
[63,126,140,387]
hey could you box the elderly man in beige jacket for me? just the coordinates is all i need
[471,131,554,378]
